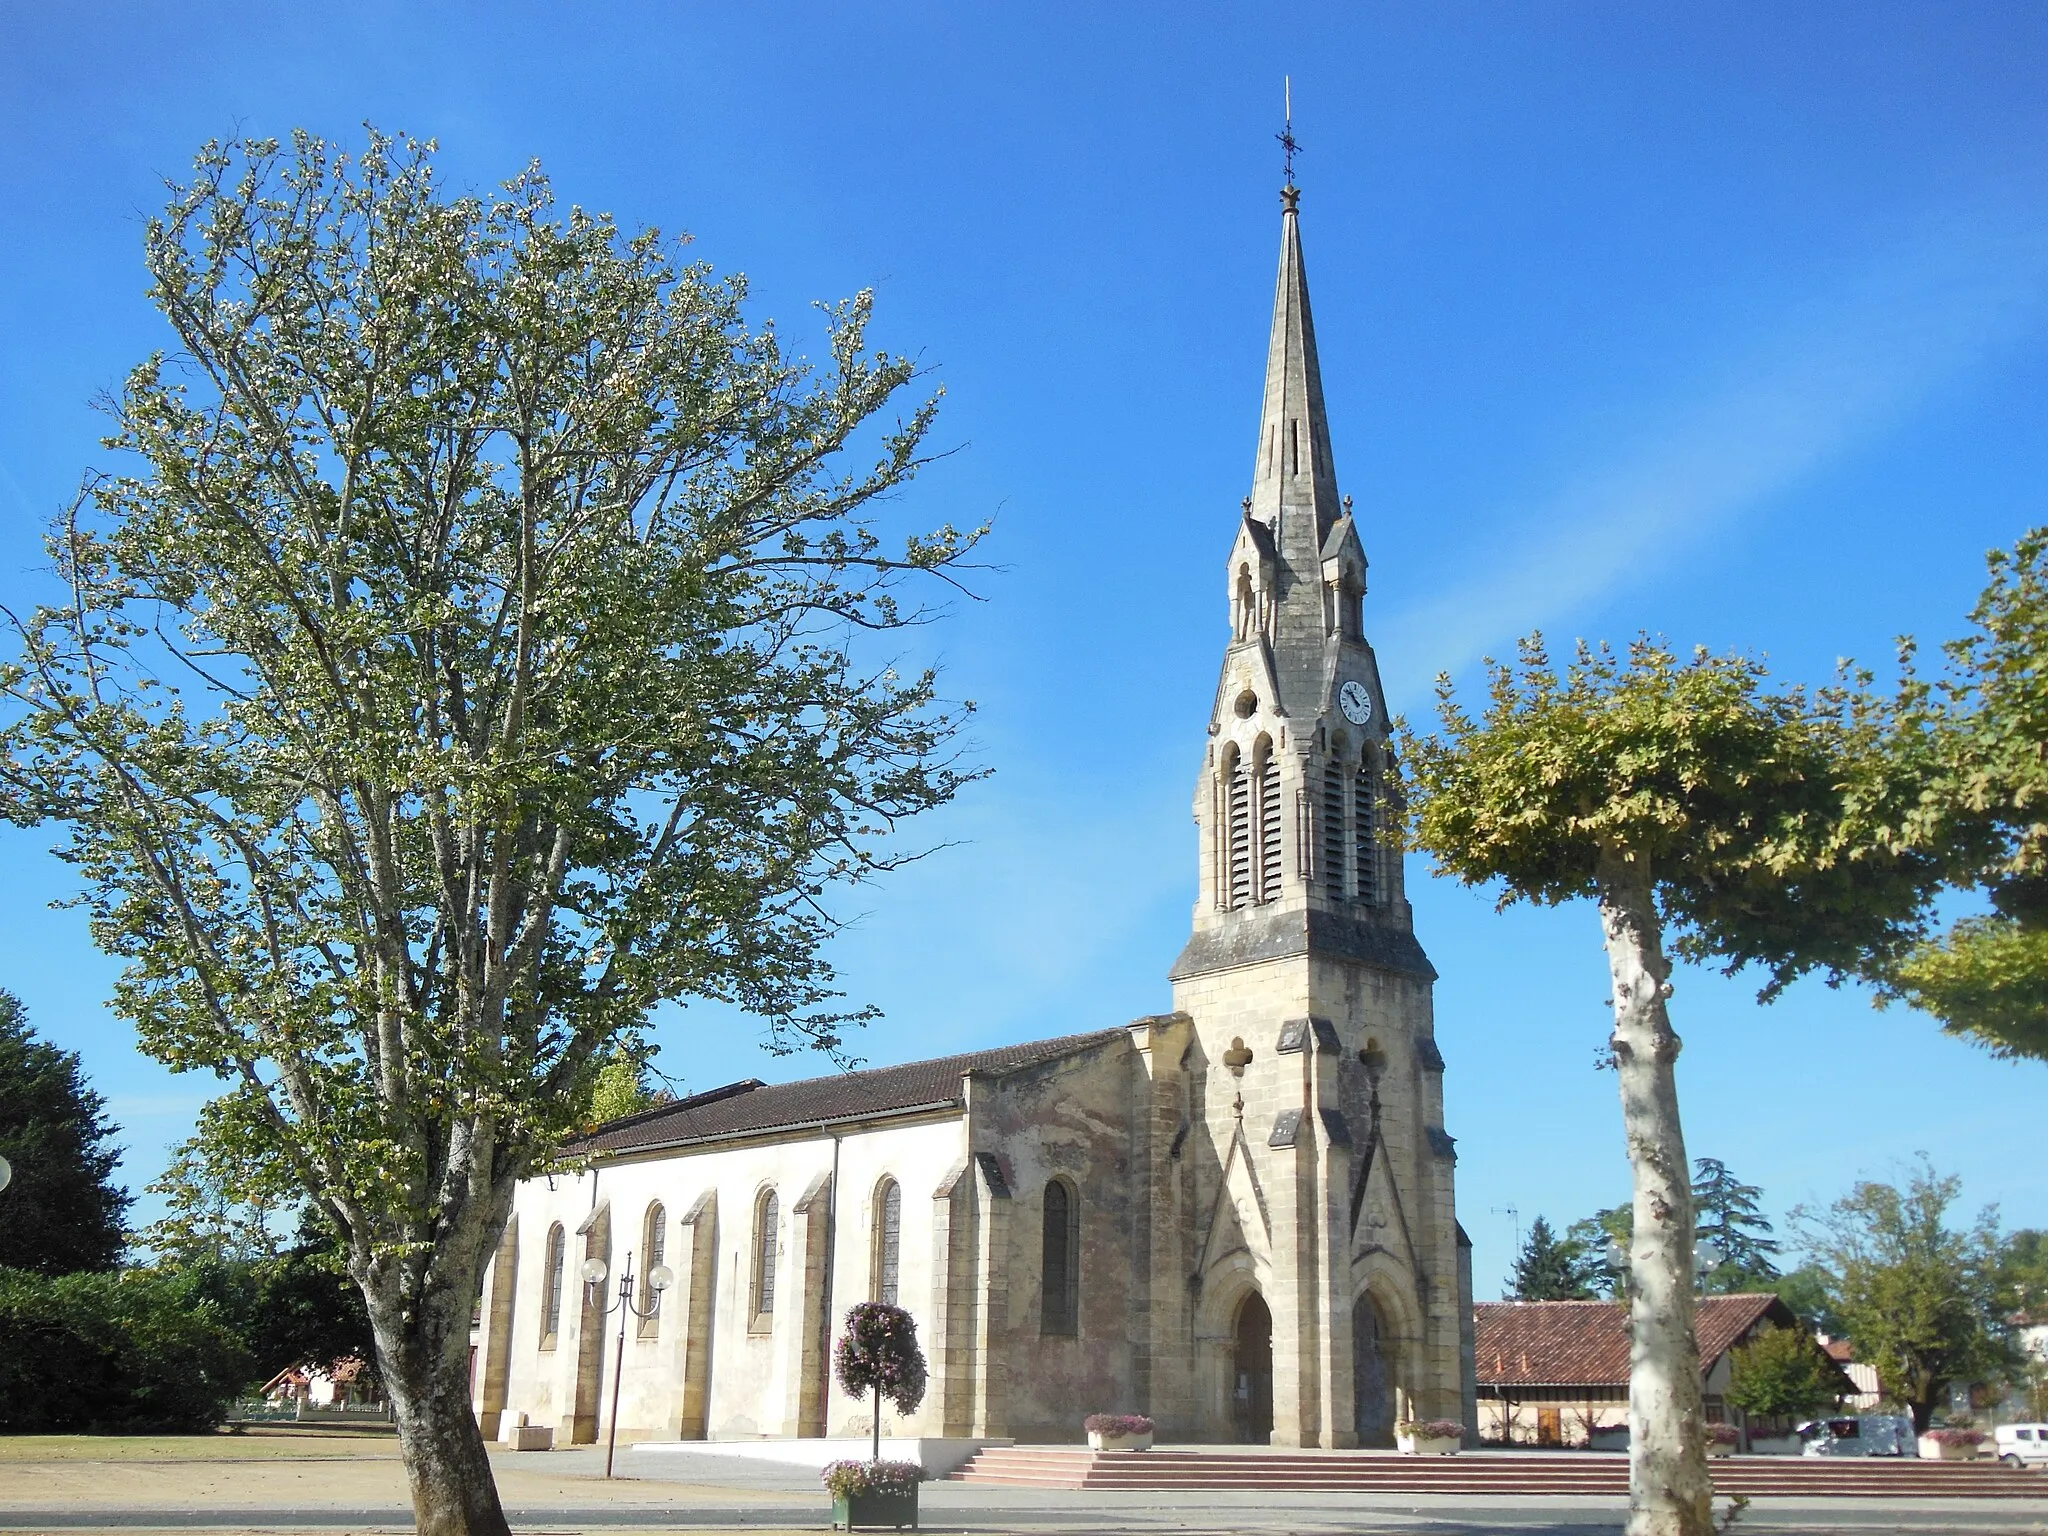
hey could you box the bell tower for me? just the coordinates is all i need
[1166,180,1474,1447]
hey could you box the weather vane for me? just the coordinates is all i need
[1278,74,1300,189]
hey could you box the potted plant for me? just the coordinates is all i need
[1706,1424,1741,1458]
[1918,1426,1987,1461]
[1085,1413,1155,1451]
[831,1302,929,1529]
[1395,1418,1465,1455]
[824,1459,923,1532]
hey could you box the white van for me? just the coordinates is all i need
[1797,1415,1915,1457]
[1993,1423,2048,1467]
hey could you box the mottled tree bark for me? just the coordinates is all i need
[364,1268,510,1536]
[1597,849,1713,1536]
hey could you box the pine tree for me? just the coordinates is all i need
[1509,1216,1598,1300]
[1691,1157,1781,1291]
[0,989,131,1273]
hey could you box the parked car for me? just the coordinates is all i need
[1797,1414,1915,1457]
[1993,1423,2048,1467]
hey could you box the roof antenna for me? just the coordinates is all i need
[1277,75,1301,194]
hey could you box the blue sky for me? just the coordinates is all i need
[2,2,2045,1297]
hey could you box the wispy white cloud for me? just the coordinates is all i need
[1376,193,2048,703]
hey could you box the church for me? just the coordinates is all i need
[468,180,1478,1451]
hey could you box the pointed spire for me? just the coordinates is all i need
[1248,185,1343,543]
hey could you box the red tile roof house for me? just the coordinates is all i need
[1473,1294,1847,1452]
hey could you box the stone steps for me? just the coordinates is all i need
[949,1447,2045,1498]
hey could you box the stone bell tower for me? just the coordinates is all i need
[1164,180,1475,1447]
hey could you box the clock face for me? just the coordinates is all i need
[1338,679,1374,726]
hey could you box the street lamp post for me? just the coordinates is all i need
[580,1250,674,1479]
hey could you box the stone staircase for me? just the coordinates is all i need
[949,1446,2046,1498]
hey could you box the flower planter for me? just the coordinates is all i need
[1087,1429,1154,1451]
[1918,1435,1981,1461]
[1707,1443,1734,1458]
[833,1486,919,1531]
[1397,1433,1460,1456]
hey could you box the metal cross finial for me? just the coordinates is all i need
[1278,75,1301,191]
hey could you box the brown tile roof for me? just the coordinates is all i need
[1474,1294,1793,1388]
[575,1028,1131,1156]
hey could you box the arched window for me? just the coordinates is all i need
[752,1190,779,1325]
[873,1178,902,1307]
[638,1201,666,1334]
[1256,743,1283,903]
[541,1222,566,1347]
[1224,749,1251,910]
[1322,760,1345,898]
[1354,764,1378,905]
[1040,1179,1079,1336]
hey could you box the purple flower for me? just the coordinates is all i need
[822,1459,922,1498]
[1084,1413,1154,1437]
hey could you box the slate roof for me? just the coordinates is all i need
[574,1028,1130,1157]
[1474,1294,1793,1388]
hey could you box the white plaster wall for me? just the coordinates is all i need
[481,1112,969,1444]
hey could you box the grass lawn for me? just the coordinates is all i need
[0,1426,400,1462]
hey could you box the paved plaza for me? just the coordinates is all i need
[0,1431,2041,1536]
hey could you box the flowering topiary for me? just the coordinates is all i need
[1084,1413,1154,1437]
[821,1459,922,1499]
[835,1301,929,1463]
[835,1302,929,1414]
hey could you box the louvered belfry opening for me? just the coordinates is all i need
[1322,760,1346,897]
[1257,748,1283,902]
[1226,752,1252,910]
[1354,764,1378,905]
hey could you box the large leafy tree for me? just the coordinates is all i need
[1724,1325,1842,1422]
[1403,636,1937,1536]
[0,132,980,1536]
[1879,530,2048,1069]
[0,989,131,1274]
[1792,1162,2017,1431]
[1508,1216,1598,1301]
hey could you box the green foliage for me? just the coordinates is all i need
[0,989,131,1274]
[137,1132,292,1268]
[1692,1158,1782,1292]
[1564,1204,1632,1298]
[1401,635,1937,992]
[1765,1264,1846,1336]
[0,1265,247,1431]
[1508,1215,1599,1300]
[587,1047,669,1127]
[1725,1325,1843,1419]
[1792,1160,2019,1432]
[1875,530,2048,1066]
[0,128,983,1367]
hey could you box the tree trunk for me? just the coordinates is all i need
[362,1262,513,1536]
[1597,850,1713,1536]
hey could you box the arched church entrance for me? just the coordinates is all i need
[1353,1294,1395,1447]
[1230,1292,1274,1444]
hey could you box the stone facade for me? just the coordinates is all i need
[472,182,1473,1449]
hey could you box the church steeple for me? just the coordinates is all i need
[1249,186,1344,544]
